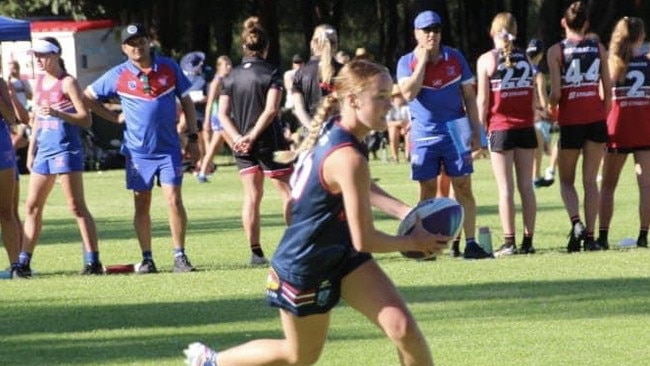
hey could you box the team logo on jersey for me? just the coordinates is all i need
[316,280,332,306]
[127,80,138,91]
[446,66,456,76]
[158,75,169,87]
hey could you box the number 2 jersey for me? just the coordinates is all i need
[607,54,650,149]
[271,118,369,288]
[558,38,607,126]
[487,48,535,132]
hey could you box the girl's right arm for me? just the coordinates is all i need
[324,145,449,254]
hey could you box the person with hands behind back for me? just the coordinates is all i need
[218,17,293,266]
[397,10,489,260]
[185,58,448,366]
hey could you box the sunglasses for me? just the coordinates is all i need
[420,26,442,34]
[139,73,151,95]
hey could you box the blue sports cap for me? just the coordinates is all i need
[414,11,442,29]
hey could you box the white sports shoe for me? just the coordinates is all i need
[184,342,218,366]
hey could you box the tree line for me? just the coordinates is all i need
[2,0,649,74]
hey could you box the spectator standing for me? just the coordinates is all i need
[397,10,491,259]
[7,60,32,111]
[84,23,199,273]
[218,17,293,265]
[292,24,343,129]
[476,12,537,256]
[0,76,23,278]
[196,55,233,183]
[599,16,650,249]
[547,1,611,252]
[18,37,103,276]
[385,84,410,163]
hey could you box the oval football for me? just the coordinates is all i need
[397,197,464,260]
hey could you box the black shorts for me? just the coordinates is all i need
[235,144,293,177]
[488,127,538,152]
[606,146,650,154]
[559,121,607,149]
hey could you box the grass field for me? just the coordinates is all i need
[2,152,650,366]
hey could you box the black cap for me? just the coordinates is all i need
[526,38,543,57]
[292,54,304,64]
[121,23,148,44]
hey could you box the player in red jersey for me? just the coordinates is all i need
[547,1,612,252]
[477,12,537,256]
[598,17,650,249]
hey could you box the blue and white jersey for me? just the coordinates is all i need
[87,54,191,156]
[271,118,368,288]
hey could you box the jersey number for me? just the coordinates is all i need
[626,70,646,98]
[498,60,532,89]
[289,152,314,199]
[565,58,600,85]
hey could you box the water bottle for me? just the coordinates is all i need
[478,226,493,254]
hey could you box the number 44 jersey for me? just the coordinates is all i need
[559,38,607,126]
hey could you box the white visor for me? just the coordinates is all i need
[28,39,60,55]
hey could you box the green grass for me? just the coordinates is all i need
[2,153,650,365]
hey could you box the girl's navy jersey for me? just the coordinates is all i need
[608,54,650,149]
[221,56,285,151]
[558,38,606,125]
[271,119,369,288]
[487,48,535,131]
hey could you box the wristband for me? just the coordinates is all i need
[234,135,243,143]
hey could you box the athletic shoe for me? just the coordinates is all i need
[11,265,31,279]
[544,167,555,181]
[638,236,648,248]
[137,259,158,274]
[196,175,209,183]
[597,237,610,251]
[519,243,536,254]
[463,241,493,260]
[450,242,462,258]
[15,263,32,278]
[567,222,585,253]
[184,342,218,366]
[533,177,545,188]
[537,178,554,187]
[250,253,269,266]
[583,238,602,251]
[80,262,104,275]
[174,254,196,273]
[494,244,516,257]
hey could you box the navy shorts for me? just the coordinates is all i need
[125,152,184,190]
[488,127,538,152]
[265,252,372,317]
[559,121,607,149]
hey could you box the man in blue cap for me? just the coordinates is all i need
[397,11,491,260]
[84,23,200,273]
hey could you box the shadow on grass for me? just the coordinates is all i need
[1,277,649,365]
[32,213,288,246]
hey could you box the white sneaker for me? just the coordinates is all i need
[184,342,217,366]
[544,167,555,181]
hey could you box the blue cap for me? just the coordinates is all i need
[414,11,442,29]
